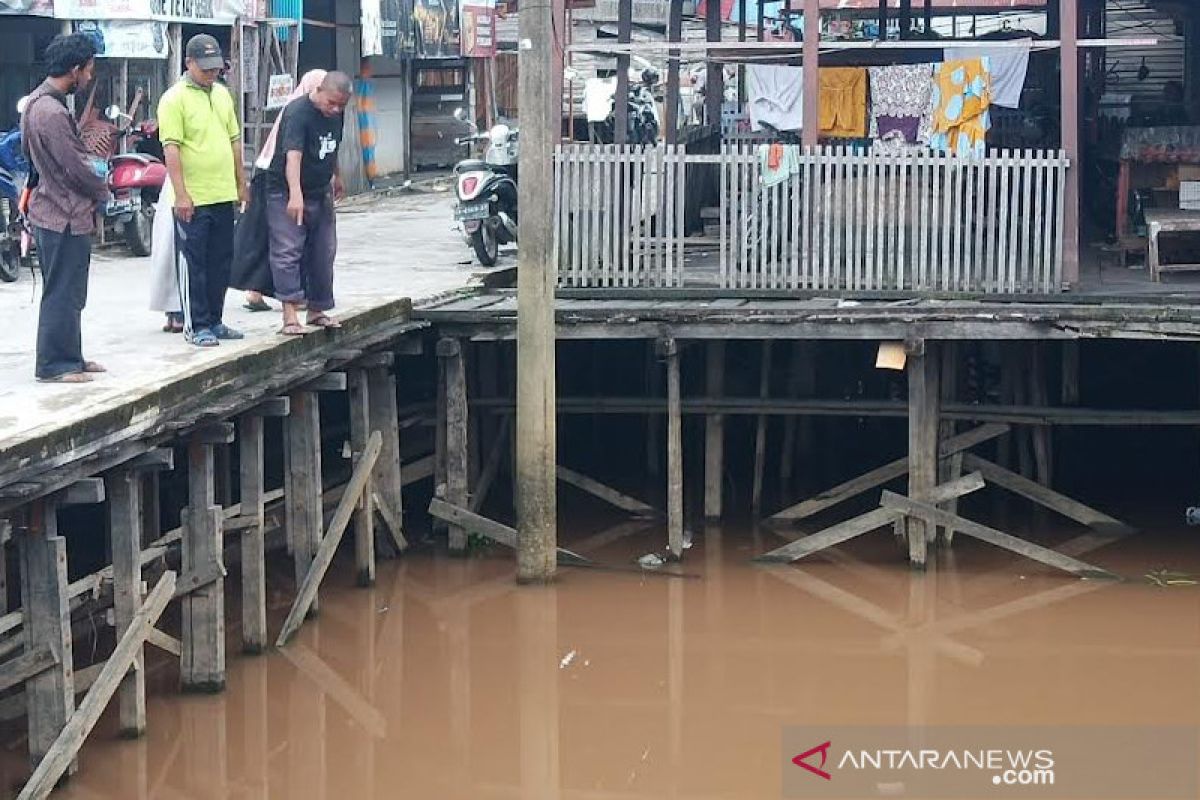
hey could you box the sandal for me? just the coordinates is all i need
[279,323,308,336]
[186,328,220,348]
[306,314,342,329]
[82,361,106,373]
[244,300,272,312]
[37,372,93,384]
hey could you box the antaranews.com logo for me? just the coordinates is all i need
[782,726,1198,799]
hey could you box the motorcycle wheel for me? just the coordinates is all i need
[125,206,152,257]
[0,203,18,283]
[471,221,499,267]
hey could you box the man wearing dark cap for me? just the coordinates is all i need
[156,33,248,347]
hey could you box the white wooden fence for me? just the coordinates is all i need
[554,144,1070,293]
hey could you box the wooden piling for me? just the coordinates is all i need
[19,499,74,771]
[239,399,289,655]
[704,341,725,521]
[906,341,940,568]
[780,341,816,497]
[348,369,376,585]
[646,341,662,478]
[937,342,962,544]
[440,339,470,554]
[1030,343,1053,487]
[751,342,773,519]
[287,390,323,616]
[1061,341,1080,406]
[365,356,407,553]
[105,470,146,736]
[181,433,227,692]
[664,339,684,559]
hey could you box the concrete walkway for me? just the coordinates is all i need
[0,189,502,459]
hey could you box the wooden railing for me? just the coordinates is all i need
[554,144,1070,293]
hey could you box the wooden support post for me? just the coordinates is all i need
[906,341,940,569]
[705,0,723,129]
[105,470,145,737]
[367,362,407,553]
[181,436,225,692]
[664,0,684,145]
[1060,0,1081,286]
[1030,344,1053,488]
[276,434,382,646]
[238,414,267,655]
[664,339,684,559]
[440,339,470,554]
[1061,341,1080,406]
[802,0,820,147]
[780,341,815,498]
[18,572,175,800]
[751,342,773,519]
[18,499,73,772]
[704,341,725,521]
[516,0,561,583]
[348,369,376,585]
[286,390,323,615]
[645,342,662,478]
[615,0,632,144]
[938,342,962,544]
[435,353,449,536]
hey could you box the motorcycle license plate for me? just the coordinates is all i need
[106,198,135,216]
[455,202,489,221]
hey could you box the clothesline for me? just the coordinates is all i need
[566,36,1158,54]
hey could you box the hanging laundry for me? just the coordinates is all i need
[583,78,616,123]
[867,64,934,144]
[929,58,992,158]
[819,68,868,139]
[746,64,804,133]
[759,143,800,187]
[944,40,1031,109]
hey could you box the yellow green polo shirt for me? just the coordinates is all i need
[156,77,241,206]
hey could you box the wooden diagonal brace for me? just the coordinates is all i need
[878,491,1119,580]
[756,473,986,563]
[427,498,592,567]
[173,563,227,599]
[276,432,383,647]
[558,466,660,518]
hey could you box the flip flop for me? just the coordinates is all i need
[306,314,342,329]
[37,372,93,384]
[82,361,106,373]
[244,300,272,312]
[279,323,308,336]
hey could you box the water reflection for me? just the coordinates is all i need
[7,519,1200,799]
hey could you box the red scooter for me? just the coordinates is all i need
[102,101,167,256]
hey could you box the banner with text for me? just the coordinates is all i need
[75,20,170,58]
[54,0,246,23]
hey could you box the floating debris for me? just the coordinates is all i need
[560,650,578,669]
[638,553,665,569]
[1145,568,1198,588]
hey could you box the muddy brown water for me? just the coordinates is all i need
[3,520,1200,799]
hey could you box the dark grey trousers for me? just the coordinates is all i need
[33,226,91,380]
[266,189,336,312]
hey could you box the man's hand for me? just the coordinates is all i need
[238,180,250,212]
[174,191,195,223]
[333,175,346,202]
[287,192,304,226]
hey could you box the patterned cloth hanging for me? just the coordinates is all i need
[929,58,992,158]
[867,63,934,144]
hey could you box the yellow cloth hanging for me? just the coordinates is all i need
[818,67,868,139]
[929,58,993,158]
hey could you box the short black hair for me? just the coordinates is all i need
[43,33,97,78]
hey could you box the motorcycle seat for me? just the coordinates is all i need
[455,160,490,173]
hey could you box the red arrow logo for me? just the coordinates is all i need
[793,741,833,780]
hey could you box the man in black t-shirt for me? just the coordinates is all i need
[266,70,352,334]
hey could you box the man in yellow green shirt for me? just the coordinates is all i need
[157,34,248,347]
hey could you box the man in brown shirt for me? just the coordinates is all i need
[21,33,110,383]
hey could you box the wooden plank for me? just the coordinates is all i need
[770,423,1008,522]
[961,454,1135,535]
[756,472,985,562]
[105,470,145,736]
[470,416,511,514]
[440,339,470,554]
[665,339,684,558]
[19,503,73,772]
[57,479,104,507]
[348,369,376,586]
[751,341,772,518]
[558,466,658,517]
[181,438,225,692]
[287,390,323,613]
[17,571,175,800]
[0,647,58,694]
[276,432,382,648]
[237,414,267,655]
[367,365,407,553]
[145,627,181,658]
[879,492,1116,579]
[427,499,590,566]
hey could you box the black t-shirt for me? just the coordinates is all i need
[266,96,344,198]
